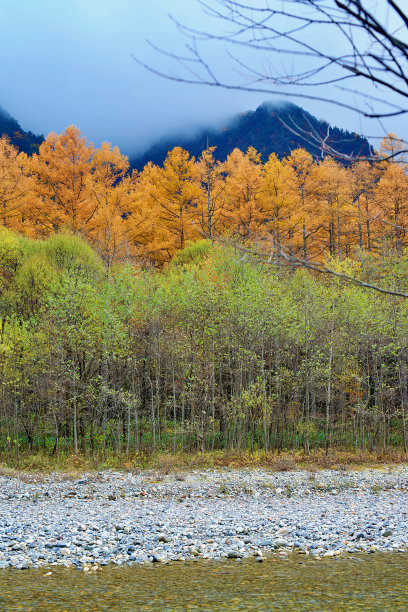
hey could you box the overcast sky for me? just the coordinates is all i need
[0,0,404,155]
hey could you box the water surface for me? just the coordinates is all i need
[1,553,407,611]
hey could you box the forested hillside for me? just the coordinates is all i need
[0,107,43,154]
[132,102,372,170]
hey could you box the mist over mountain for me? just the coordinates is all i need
[0,107,43,154]
[0,101,373,167]
[131,102,373,169]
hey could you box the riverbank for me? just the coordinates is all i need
[1,447,406,473]
[1,466,408,570]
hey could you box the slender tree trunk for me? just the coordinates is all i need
[325,313,334,454]
[73,394,78,455]
[399,350,408,454]
[357,195,363,249]
[172,356,177,454]
[365,197,371,251]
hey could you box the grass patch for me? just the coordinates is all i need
[0,447,405,476]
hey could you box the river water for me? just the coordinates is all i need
[0,553,406,611]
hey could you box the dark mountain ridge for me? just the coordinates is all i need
[0,107,43,154]
[0,102,372,166]
[131,102,373,169]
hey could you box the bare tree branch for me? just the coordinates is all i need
[137,0,408,161]
[222,237,408,298]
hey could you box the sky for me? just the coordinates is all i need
[0,0,405,156]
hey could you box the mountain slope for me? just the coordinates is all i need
[132,102,373,169]
[0,107,43,154]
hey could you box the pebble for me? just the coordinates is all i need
[0,466,408,568]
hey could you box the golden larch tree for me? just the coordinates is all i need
[90,142,133,266]
[0,136,30,231]
[287,148,321,261]
[27,126,96,236]
[195,146,225,239]
[261,153,299,253]
[131,148,201,264]
[316,157,350,258]
[375,163,408,252]
[221,147,265,238]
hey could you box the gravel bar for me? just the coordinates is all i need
[1,466,408,569]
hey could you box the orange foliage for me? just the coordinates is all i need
[221,147,265,238]
[195,146,225,238]
[27,126,95,236]
[130,147,201,264]
[0,136,30,230]
[10,125,408,266]
[90,141,133,266]
[287,148,322,260]
[261,153,299,251]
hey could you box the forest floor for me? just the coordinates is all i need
[0,447,406,476]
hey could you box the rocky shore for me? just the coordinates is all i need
[1,466,408,570]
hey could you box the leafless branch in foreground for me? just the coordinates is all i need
[139,1,408,161]
[221,237,408,298]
